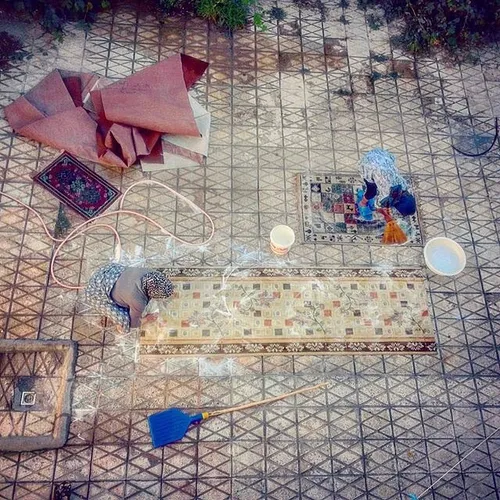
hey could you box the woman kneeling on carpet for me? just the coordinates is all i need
[85,264,174,331]
[357,148,416,218]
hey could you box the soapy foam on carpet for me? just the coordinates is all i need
[140,268,435,356]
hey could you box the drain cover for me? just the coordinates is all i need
[20,391,36,406]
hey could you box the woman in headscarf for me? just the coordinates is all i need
[84,264,174,331]
[357,148,416,218]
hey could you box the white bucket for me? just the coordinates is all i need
[424,237,466,276]
[270,225,295,256]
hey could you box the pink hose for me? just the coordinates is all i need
[0,179,215,290]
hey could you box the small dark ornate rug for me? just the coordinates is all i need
[33,152,121,219]
[140,268,435,357]
[298,173,422,245]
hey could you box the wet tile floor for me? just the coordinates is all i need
[0,0,499,498]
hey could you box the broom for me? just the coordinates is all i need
[377,208,407,245]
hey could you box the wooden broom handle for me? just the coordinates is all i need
[207,382,328,417]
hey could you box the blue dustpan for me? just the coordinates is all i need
[148,382,327,447]
[148,408,209,447]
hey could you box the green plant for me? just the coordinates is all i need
[366,12,382,30]
[356,0,370,10]
[195,0,265,31]
[4,0,110,39]
[0,31,30,71]
[158,0,198,15]
[218,0,249,29]
[54,204,71,238]
[371,52,389,62]
[267,6,286,21]
[158,0,181,11]
[358,0,500,54]
[196,0,221,22]
[7,0,269,38]
[293,0,327,21]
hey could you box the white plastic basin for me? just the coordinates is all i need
[424,237,466,276]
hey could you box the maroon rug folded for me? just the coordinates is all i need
[5,55,208,169]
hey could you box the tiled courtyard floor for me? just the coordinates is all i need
[0,0,499,498]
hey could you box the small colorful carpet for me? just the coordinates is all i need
[33,152,121,219]
[139,268,435,357]
[298,173,422,245]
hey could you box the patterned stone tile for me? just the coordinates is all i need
[93,410,130,445]
[197,442,231,477]
[232,440,265,476]
[0,455,20,482]
[365,475,400,500]
[88,481,125,499]
[361,407,393,440]
[265,406,298,441]
[427,439,461,474]
[10,482,53,500]
[263,476,298,500]
[300,475,334,499]
[126,444,163,481]
[90,445,128,480]
[333,475,368,500]
[124,480,161,499]
[475,379,500,406]
[357,377,391,406]
[54,446,92,481]
[162,444,197,480]
[395,439,431,475]
[0,3,499,498]
[161,479,196,498]
[387,376,420,405]
[230,477,264,499]
[232,409,264,440]
[266,440,300,476]
[132,376,166,409]
[331,440,363,477]
[296,408,329,440]
[463,473,498,499]
[17,450,56,482]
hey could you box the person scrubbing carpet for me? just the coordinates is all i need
[85,264,174,331]
[356,148,416,244]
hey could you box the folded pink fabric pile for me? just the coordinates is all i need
[4,54,208,168]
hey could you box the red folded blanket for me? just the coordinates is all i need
[4,54,208,168]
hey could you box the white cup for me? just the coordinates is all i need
[270,225,295,256]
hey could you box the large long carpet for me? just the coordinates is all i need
[139,268,435,357]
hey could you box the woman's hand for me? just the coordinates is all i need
[376,207,393,223]
[359,196,368,207]
[142,313,159,324]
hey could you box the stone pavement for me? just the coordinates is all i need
[0,0,499,498]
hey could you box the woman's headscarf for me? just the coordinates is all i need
[142,271,174,299]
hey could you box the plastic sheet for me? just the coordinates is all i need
[140,263,435,357]
[67,191,433,362]
[57,160,433,366]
